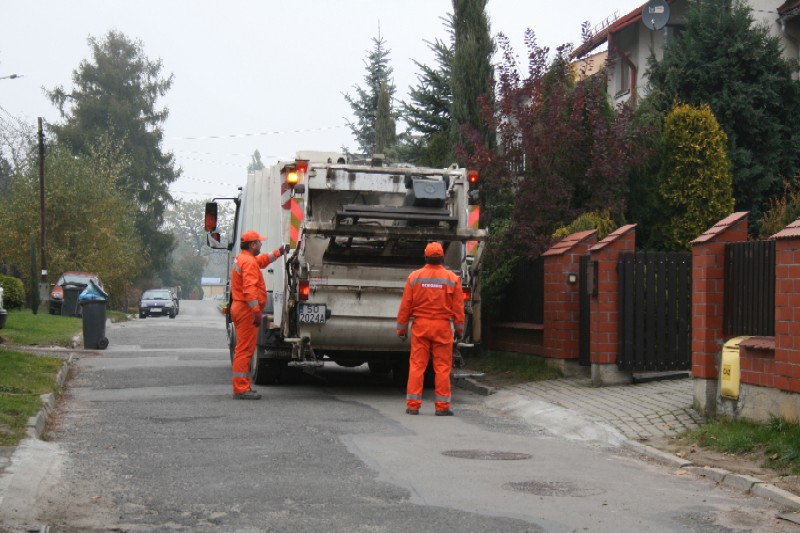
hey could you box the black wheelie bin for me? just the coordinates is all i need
[79,281,110,349]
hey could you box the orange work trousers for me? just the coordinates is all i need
[231,300,259,394]
[406,318,453,411]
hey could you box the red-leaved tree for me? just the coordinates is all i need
[459,28,651,261]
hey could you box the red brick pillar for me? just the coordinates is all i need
[691,212,749,416]
[772,220,800,395]
[542,230,597,375]
[589,224,636,386]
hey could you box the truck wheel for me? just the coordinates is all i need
[251,355,282,385]
[391,359,409,388]
[228,329,236,362]
[368,361,391,375]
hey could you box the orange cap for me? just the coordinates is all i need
[241,230,266,242]
[424,242,444,258]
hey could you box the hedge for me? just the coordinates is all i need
[0,275,25,310]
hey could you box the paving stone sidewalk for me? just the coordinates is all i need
[501,375,704,441]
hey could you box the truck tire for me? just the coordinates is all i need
[228,325,237,362]
[250,353,283,385]
[368,361,392,375]
[391,358,409,388]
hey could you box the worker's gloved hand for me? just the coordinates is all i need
[398,332,407,341]
[282,243,291,255]
[252,309,262,327]
[454,332,464,342]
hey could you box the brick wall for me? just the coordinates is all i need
[739,337,776,389]
[542,230,597,360]
[690,212,749,379]
[772,220,800,394]
[589,225,636,365]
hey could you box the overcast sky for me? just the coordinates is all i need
[0,1,636,202]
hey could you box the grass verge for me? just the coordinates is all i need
[0,349,63,446]
[0,309,81,346]
[464,351,562,384]
[684,417,800,474]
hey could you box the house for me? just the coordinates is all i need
[571,0,800,107]
[201,277,226,299]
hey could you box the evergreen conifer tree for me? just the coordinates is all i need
[646,0,800,224]
[450,0,495,163]
[344,34,396,156]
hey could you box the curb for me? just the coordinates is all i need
[453,376,496,396]
[623,439,800,510]
[25,354,73,440]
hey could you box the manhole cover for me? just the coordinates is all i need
[442,449,532,460]
[503,481,604,497]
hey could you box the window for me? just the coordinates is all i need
[616,60,631,97]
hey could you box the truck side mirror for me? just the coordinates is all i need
[204,202,218,232]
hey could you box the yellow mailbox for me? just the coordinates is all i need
[721,336,752,400]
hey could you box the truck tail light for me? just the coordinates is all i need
[287,159,309,190]
[462,285,472,301]
[299,279,310,301]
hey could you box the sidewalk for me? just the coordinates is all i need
[504,375,703,441]
[455,374,800,513]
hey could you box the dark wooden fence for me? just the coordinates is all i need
[497,256,544,324]
[618,251,692,371]
[724,240,775,337]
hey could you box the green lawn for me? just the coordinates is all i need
[464,351,563,383]
[685,418,800,474]
[0,309,82,346]
[0,349,63,445]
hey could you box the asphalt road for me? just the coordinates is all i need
[0,299,796,532]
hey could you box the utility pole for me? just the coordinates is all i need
[38,118,47,305]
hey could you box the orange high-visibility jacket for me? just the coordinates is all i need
[230,247,283,309]
[396,264,465,336]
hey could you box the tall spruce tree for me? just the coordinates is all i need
[400,15,455,166]
[450,0,495,163]
[374,82,396,155]
[344,34,397,156]
[645,0,800,226]
[47,30,179,276]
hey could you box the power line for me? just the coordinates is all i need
[172,148,278,159]
[178,175,241,187]
[168,124,347,141]
[174,154,247,168]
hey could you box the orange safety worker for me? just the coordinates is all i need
[230,229,289,400]
[396,241,465,416]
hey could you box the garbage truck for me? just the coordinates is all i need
[204,151,487,384]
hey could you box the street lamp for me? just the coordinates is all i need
[0,74,22,80]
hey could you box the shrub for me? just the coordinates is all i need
[0,275,26,310]
[658,103,734,250]
[552,210,618,240]
[757,181,800,239]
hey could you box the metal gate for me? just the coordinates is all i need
[618,251,692,371]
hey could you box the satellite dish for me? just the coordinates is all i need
[642,0,670,30]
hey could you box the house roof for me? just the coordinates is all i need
[778,1,800,18]
[571,0,677,59]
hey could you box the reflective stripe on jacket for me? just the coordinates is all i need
[396,264,465,334]
[230,248,282,309]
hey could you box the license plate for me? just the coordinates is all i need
[151,308,162,314]
[299,303,326,324]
